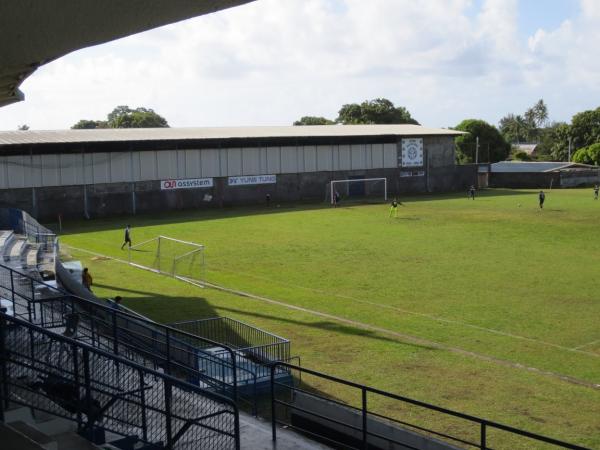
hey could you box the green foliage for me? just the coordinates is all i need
[547,122,571,161]
[335,98,419,125]
[71,119,108,129]
[107,105,169,128]
[570,107,600,148]
[499,114,528,143]
[500,99,548,144]
[572,143,600,165]
[454,119,510,163]
[72,106,169,129]
[293,116,335,126]
[512,150,531,161]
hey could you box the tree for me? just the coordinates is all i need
[500,99,549,144]
[533,99,549,128]
[107,105,169,128]
[17,124,29,130]
[454,119,510,163]
[336,98,419,125]
[293,116,334,126]
[569,107,600,149]
[511,149,531,161]
[71,119,108,129]
[499,114,529,143]
[572,143,600,165]
[72,106,169,129]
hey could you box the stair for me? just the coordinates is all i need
[2,406,102,450]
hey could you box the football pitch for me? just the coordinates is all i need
[59,188,600,448]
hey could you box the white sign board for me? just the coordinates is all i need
[400,170,425,177]
[401,138,424,167]
[161,178,213,190]
[228,174,276,186]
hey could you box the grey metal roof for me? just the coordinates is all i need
[490,161,591,173]
[0,125,464,146]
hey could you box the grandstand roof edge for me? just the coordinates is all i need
[0,125,465,147]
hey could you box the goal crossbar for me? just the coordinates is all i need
[128,235,205,286]
[329,177,388,204]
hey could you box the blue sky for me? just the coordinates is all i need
[0,0,598,131]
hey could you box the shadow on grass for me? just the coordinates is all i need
[214,305,437,351]
[47,189,533,236]
[94,282,437,351]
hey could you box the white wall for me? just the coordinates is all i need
[0,141,401,189]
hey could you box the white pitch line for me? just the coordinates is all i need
[65,244,600,390]
[209,266,600,359]
[573,339,600,351]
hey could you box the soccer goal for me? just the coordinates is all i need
[128,235,205,286]
[326,177,388,205]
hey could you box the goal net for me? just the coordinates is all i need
[325,177,388,205]
[128,235,205,286]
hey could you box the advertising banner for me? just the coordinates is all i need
[161,178,213,190]
[228,174,276,186]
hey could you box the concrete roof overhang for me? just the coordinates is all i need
[0,0,254,108]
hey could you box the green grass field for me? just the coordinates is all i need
[58,188,600,449]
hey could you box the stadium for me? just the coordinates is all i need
[0,2,598,450]
[0,125,471,220]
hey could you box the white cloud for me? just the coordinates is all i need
[0,0,599,131]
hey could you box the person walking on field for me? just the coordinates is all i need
[389,198,399,218]
[538,190,546,209]
[468,185,476,200]
[82,267,93,291]
[121,224,132,250]
[594,183,599,200]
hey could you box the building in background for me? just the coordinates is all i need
[0,125,472,220]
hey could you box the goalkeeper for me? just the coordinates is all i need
[389,198,400,218]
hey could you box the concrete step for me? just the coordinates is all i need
[4,405,35,423]
[3,237,18,261]
[0,422,47,450]
[26,246,40,268]
[6,420,58,450]
[0,230,14,249]
[11,238,29,260]
[53,432,104,450]
[34,417,78,436]
[239,412,331,450]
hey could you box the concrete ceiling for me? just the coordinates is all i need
[0,0,255,108]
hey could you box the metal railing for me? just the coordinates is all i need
[171,317,290,363]
[0,312,240,449]
[270,362,591,450]
[0,261,270,414]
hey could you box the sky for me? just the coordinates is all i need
[1,0,598,131]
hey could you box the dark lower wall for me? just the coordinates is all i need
[489,172,559,189]
[0,165,477,221]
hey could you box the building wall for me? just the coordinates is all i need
[489,172,558,189]
[0,135,472,220]
[0,143,404,189]
[0,165,476,221]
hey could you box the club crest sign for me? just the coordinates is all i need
[401,138,423,167]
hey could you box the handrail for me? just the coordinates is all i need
[0,312,240,449]
[0,262,250,403]
[269,362,591,450]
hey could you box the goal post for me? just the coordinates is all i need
[128,235,205,286]
[327,177,388,205]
